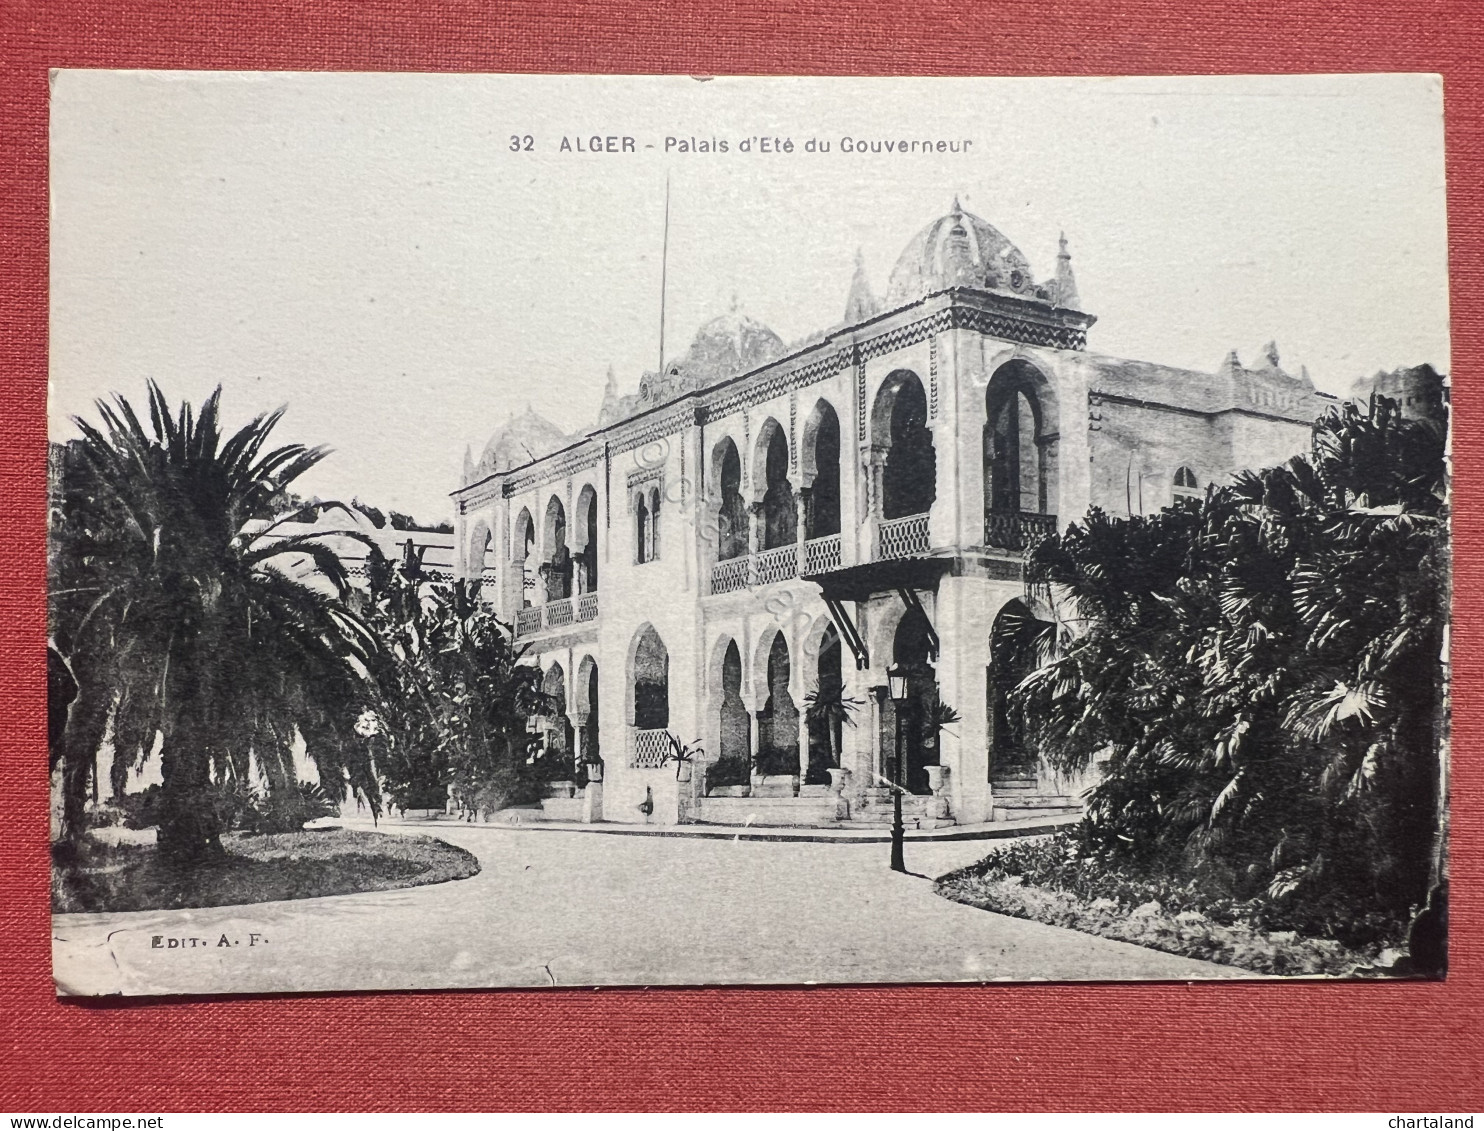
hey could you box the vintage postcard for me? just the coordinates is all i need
[47,72,1451,996]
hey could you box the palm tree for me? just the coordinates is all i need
[1015,394,1447,928]
[50,383,380,862]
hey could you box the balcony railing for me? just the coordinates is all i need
[876,512,931,561]
[710,555,751,595]
[577,591,599,622]
[754,544,799,585]
[512,592,600,636]
[803,534,842,574]
[984,510,1058,551]
[630,727,671,769]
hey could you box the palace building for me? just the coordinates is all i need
[451,199,1334,828]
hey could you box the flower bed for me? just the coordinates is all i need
[935,831,1396,977]
[53,826,480,914]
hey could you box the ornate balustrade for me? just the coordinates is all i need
[876,512,931,561]
[754,544,799,585]
[803,534,842,574]
[630,727,671,769]
[984,510,1057,551]
[577,591,599,622]
[710,555,752,595]
[511,593,602,636]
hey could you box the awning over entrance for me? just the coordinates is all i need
[801,557,953,671]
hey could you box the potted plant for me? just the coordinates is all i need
[923,699,961,794]
[660,732,703,782]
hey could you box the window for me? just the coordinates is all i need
[714,439,747,561]
[635,485,661,563]
[1172,466,1201,506]
[635,492,650,563]
[632,626,669,729]
[649,487,661,561]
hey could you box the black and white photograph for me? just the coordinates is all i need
[47,71,1451,995]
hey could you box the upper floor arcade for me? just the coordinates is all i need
[452,200,1330,639]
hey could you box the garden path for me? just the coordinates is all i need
[52,823,1246,996]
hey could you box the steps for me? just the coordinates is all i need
[851,790,956,830]
[846,810,957,831]
[991,788,1081,822]
[991,769,1081,822]
[694,795,846,827]
[485,796,586,823]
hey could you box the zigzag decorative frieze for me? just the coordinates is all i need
[477,299,1087,502]
[503,444,603,496]
[950,305,1087,351]
[702,348,850,423]
[608,408,695,457]
[460,483,505,511]
[857,309,951,364]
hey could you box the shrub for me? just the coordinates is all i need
[119,783,164,830]
[237,781,339,835]
[948,826,1410,952]
[1011,397,1447,944]
[706,754,751,791]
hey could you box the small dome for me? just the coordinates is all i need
[475,405,567,477]
[885,199,1040,305]
[677,301,785,385]
[638,299,785,406]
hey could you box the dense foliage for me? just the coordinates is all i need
[49,384,382,862]
[358,552,556,815]
[50,385,588,872]
[1010,396,1448,945]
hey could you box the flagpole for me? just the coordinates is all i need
[659,172,671,377]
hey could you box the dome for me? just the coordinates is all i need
[885,198,1043,306]
[674,302,785,386]
[474,405,568,478]
[636,299,786,408]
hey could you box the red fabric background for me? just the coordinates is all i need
[2,0,1481,1112]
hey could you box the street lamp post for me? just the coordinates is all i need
[887,663,908,873]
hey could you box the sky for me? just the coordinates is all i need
[50,72,1451,522]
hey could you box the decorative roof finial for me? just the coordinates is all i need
[1053,229,1080,309]
[844,246,878,324]
[951,195,963,214]
[598,363,621,427]
[729,292,739,313]
[1261,340,1281,369]
[462,443,475,484]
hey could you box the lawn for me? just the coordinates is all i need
[52,825,480,914]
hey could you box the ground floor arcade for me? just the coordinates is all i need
[513,567,1086,828]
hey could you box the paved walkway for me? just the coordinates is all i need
[400,812,1081,842]
[53,824,1247,996]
